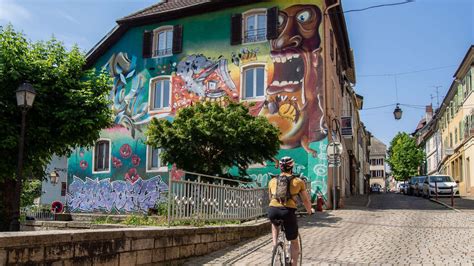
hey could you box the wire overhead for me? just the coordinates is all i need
[344,0,415,13]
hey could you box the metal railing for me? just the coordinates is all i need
[154,48,172,57]
[244,28,266,43]
[21,207,54,221]
[167,171,269,224]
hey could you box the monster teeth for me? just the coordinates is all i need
[272,80,280,86]
[281,56,287,63]
[275,57,281,63]
[293,54,300,59]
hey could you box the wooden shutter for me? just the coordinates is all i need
[172,25,183,54]
[94,142,99,171]
[231,14,242,45]
[143,31,153,58]
[104,141,110,171]
[266,7,279,40]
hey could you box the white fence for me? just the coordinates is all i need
[21,207,54,221]
[167,171,269,224]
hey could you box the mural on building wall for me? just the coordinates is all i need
[67,175,168,213]
[257,4,326,157]
[69,2,329,210]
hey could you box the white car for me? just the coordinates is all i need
[422,175,459,198]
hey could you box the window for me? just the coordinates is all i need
[242,65,265,99]
[61,182,67,197]
[94,140,110,172]
[449,133,453,147]
[150,77,171,110]
[153,26,173,57]
[147,146,166,171]
[243,11,267,43]
[455,128,458,144]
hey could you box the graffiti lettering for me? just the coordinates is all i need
[67,176,168,213]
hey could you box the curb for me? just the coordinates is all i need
[429,198,462,213]
[366,194,371,208]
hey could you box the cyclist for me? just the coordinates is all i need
[268,156,313,266]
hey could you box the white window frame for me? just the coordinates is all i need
[152,26,173,58]
[240,63,267,101]
[146,144,167,173]
[92,138,111,174]
[242,9,267,44]
[149,75,172,112]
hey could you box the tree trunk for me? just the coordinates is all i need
[0,178,17,231]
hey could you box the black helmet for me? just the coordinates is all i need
[279,156,294,172]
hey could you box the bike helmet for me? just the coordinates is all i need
[279,156,294,172]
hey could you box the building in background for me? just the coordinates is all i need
[416,46,473,196]
[63,0,366,213]
[369,136,386,190]
[40,155,68,206]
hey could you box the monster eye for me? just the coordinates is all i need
[278,14,285,27]
[296,10,311,23]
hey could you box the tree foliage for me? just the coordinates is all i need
[20,179,42,207]
[386,132,425,181]
[146,101,281,176]
[0,25,112,230]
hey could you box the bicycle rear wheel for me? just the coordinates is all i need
[271,242,286,266]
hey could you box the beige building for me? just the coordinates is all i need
[369,136,387,189]
[438,46,474,196]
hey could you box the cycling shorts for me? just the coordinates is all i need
[267,206,298,241]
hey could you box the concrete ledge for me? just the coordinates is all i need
[0,219,270,265]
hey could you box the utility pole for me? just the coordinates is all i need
[433,86,442,109]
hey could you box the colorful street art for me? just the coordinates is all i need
[67,176,168,213]
[68,1,330,213]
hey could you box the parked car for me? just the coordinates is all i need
[408,176,426,196]
[414,177,426,197]
[370,184,382,194]
[399,183,409,195]
[422,175,459,198]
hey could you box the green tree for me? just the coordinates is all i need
[146,101,281,176]
[386,132,425,181]
[20,179,42,207]
[0,25,112,231]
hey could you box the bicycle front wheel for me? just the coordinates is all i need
[271,242,286,266]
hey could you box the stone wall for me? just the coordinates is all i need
[0,220,270,265]
[21,220,129,231]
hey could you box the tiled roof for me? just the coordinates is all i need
[118,0,212,23]
[370,137,387,156]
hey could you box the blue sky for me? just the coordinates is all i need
[1,0,473,146]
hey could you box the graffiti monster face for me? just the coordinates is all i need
[264,5,326,156]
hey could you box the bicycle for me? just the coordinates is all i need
[271,218,303,266]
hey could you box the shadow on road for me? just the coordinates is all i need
[367,192,448,211]
[299,212,342,228]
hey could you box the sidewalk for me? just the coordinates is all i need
[433,196,474,211]
[341,194,370,209]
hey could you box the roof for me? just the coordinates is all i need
[117,0,212,24]
[453,45,474,79]
[369,136,387,157]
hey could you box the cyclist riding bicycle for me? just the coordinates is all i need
[268,156,313,266]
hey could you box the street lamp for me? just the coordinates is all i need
[49,171,59,186]
[393,103,403,120]
[10,82,36,231]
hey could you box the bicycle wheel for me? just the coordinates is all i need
[298,234,303,266]
[271,242,286,266]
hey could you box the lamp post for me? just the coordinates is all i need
[393,103,403,120]
[10,82,36,231]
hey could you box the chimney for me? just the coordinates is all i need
[425,105,433,122]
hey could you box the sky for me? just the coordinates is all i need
[0,0,473,146]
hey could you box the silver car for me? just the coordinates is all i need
[422,175,459,198]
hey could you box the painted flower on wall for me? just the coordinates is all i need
[79,160,88,170]
[120,144,132,159]
[112,157,123,168]
[131,154,140,166]
[79,148,85,157]
[125,168,140,183]
[170,164,184,181]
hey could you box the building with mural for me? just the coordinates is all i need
[64,0,364,213]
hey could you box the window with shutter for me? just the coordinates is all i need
[242,9,267,44]
[266,7,278,40]
[152,26,174,57]
[172,25,183,54]
[94,140,110,172]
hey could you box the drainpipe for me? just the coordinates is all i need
[324,0,340,210]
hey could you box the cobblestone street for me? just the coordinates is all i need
[186,193,474,265]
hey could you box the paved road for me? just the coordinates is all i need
[186,193,474,265]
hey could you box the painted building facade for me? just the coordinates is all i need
[66,0,358,213]
[416,46,474,196]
